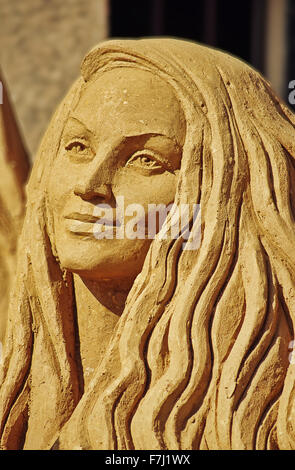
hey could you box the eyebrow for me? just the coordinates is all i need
[65,116,180,147]
[64,116,94,135]
[63,117,182,173]
[61,130,181,172]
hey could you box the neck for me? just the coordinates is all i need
[73,274,132,390]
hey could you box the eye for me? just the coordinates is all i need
[65,140,94,160]
[126,150,164,171]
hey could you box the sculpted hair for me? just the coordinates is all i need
[1,39,295,450]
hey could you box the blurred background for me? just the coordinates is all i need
[0,0,294,160]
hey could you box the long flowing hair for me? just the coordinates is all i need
[1,38,295,450]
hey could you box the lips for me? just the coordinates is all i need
[64,212,121,226]
[64,211,121,235]
[64,212,97,223]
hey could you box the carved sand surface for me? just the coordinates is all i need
[1,38,295,450]
[0,72,29,346]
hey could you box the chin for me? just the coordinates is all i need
[62,262,141,282]
[57,246,115,276]
[56,241,144,282]
[55,229,152,280]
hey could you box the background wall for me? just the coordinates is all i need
[0,0,109,157]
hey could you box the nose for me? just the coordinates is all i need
[73,146,116,202]
[74,182,112,202]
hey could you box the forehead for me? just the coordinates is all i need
[71,68,186,145]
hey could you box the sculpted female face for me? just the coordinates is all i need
[47,68,186,281]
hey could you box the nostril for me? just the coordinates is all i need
[74,184,112,202]
[74,190,96,201]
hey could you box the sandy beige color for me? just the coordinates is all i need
[0,72,30,345]
[1,38,295,450]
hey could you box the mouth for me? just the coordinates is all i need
[65,212,121,226]
[64,212,120,236]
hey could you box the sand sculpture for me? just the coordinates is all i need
[0,72,29,346]
[1,38,295,450]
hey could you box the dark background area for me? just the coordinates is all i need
[110,0,294,110]
[111,1,263,71]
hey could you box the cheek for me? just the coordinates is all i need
[47,171,64,215]
[113,170,179,208]
[47,156,77,212]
